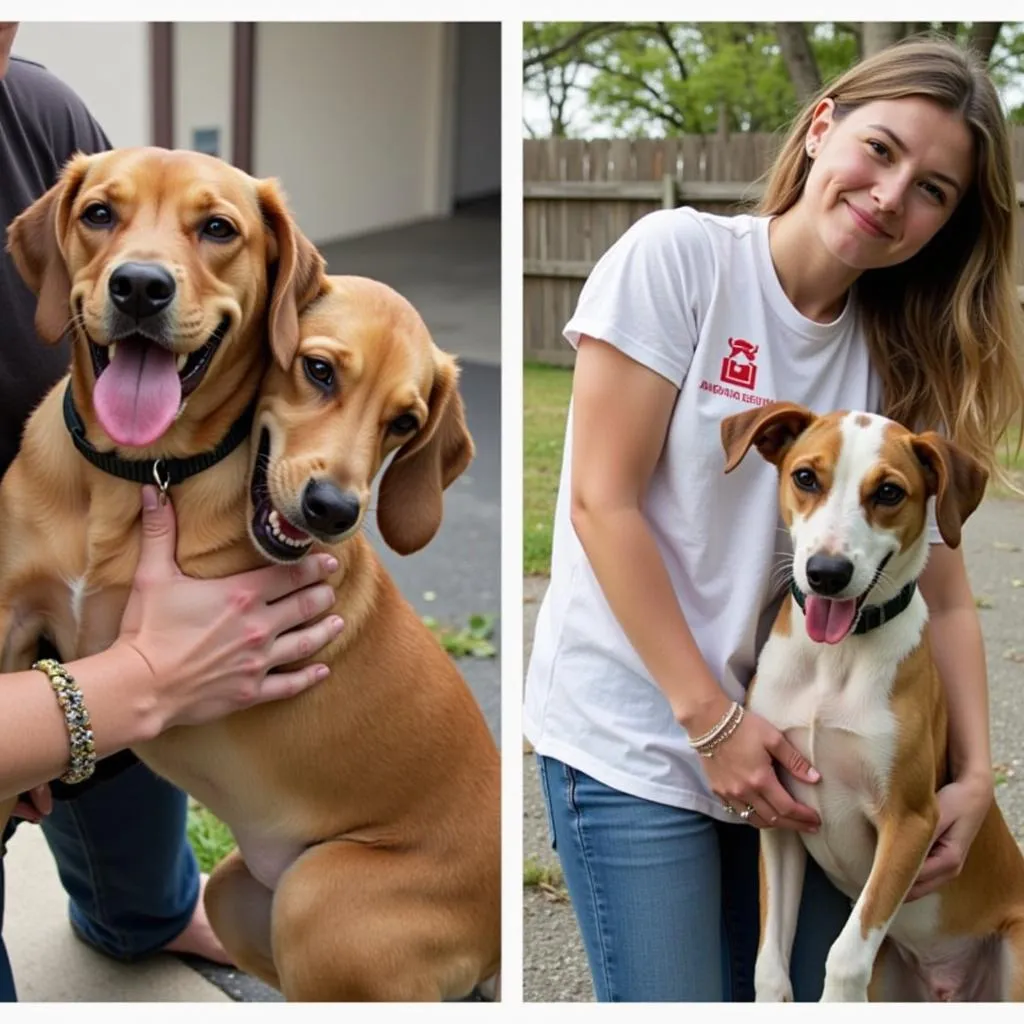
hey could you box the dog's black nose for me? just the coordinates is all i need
[301,480,361,536]
[806,555,854,596]
[108,262,176,320]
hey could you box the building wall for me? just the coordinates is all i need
[173,22,233,160]
[453,22,501,202]
[12,21,150,146]
[11,21,470,246]
[253,22,450,243]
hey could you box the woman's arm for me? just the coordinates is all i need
[907,542,993,899]
[1,486,342,802]
[920,544,992,783]
[570,337,819,830]
[570,337,719,726]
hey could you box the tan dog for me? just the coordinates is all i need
[140,276,502,1000]
[721,402,1024,1002]
[0,146,322,829]
[2,151,500,1000]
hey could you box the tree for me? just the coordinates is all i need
[523,22,1024,137]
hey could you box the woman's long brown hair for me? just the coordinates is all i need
[760,37,1024,490]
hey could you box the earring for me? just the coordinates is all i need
[807,142,816,158]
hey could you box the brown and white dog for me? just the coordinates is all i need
[721,401,1024,1002]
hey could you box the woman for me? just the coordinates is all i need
[524,36,1024,1002]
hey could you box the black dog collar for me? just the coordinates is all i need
[790,578,918,636]
[62,381,255,490]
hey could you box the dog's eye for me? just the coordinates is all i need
[792,468,819,492]
[81,202,114,228]
[303,357,334,390]
[201,217,238,242]
[874,482,905,506]
[389,414,418,436]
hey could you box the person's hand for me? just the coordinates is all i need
[699,708,821,832]
[12,783,52,824]
[905,774,993,901]
[117,486,345,735]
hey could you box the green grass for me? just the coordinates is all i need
[523,855,566,892]
[992,424,1023,499]
[997,424,1023,474]
[423,613,497,658]
[186,800,236,873]
[524,363,574,576]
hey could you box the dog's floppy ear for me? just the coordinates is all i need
[911,433,988,548]
[376,350,474,555]
[721,401,816,473]
[7,152,91,343]
[258,179,327,370]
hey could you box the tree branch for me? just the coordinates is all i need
[655,21,689,82]
[967,22,1003,63]
[523,22,621,76]
[606,93,688,133]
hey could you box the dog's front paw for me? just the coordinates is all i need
[754,953,794,1002]
[820,970,869,1002]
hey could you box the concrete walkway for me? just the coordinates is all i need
[4,827,231,1002]
[2,206,501,1002]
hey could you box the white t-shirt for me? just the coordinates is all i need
[524,207,890,822]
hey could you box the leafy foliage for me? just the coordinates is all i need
[424,613,498,658]
[524,22,1024,137]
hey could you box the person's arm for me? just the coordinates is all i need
[907,542,993,899]
[570,337,819,831]
[1,486,343,802]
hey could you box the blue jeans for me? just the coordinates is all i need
[0,758,199,1001]
[537,755,852,1002]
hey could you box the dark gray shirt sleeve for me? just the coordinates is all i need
[0,56,112,477]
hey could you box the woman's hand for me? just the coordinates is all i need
[12,783,52,824]
[698,708,821,832]
[116,486,346,736]
[905,774,993,901]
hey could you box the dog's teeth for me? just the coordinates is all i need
[176,353,188,372]
[107,343,117,362]
[267,508,308,548]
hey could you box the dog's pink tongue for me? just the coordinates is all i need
[93,338,181,447]
[804,596,858,644]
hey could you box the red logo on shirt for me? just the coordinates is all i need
[720,338,758,390]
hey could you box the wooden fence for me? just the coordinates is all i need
[523,131,1024,365]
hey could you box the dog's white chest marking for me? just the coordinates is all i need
[68,577,87,631]
[753,616,922,894]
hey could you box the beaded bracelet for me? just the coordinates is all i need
[32,658,96,785]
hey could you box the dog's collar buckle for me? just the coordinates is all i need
[152,459,171,498]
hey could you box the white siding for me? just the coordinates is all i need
[174,22,233,160]
[12,22,149,147]
[253,22,449,244]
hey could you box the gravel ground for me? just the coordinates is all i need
[522,495,1024,1002]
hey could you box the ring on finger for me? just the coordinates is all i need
[722,802,736,814]
[739,804,756,821]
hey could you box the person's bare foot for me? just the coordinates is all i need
[163,873,233,965]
